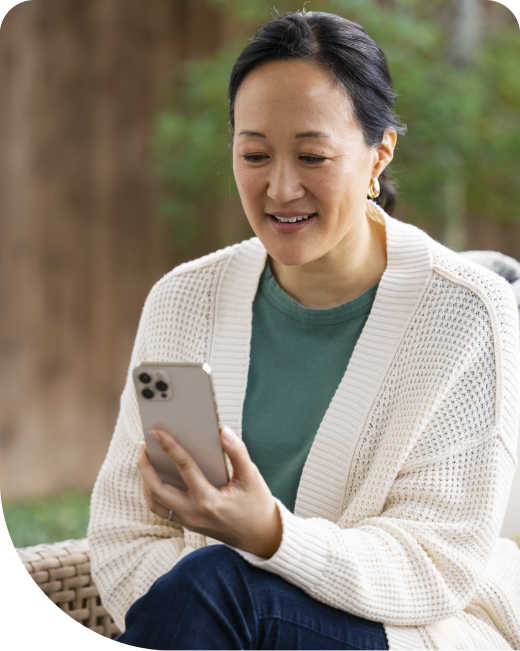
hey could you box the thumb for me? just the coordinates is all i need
[220,426,253,482]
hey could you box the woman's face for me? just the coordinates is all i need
[232,59,395,267]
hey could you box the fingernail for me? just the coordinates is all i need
[222,426,235,443]
[149,430,160,442]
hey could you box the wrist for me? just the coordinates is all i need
[248,501,283,558]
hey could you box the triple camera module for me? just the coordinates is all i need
[139,372,169,400]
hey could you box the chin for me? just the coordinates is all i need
[262,237,321,268]
[249,216,328,267]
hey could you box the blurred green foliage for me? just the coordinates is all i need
[153,46,242,251]
[3,489,91,548]
[154,0,520,252]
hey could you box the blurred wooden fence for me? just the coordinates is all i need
[0,0,235,498]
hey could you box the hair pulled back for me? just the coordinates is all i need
[229,11,406,215]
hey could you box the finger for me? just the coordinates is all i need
[138,452,171,501]
[137,439,186,510]
[141,478,171,519]
[137,442,156,485]
[140,469,184,525]
[220,426,255,483]
[150,429,212,495]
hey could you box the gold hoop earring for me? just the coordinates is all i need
[368,177,380,199]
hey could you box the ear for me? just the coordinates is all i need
[371,129,397,178]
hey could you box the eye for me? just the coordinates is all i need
[244,154,268,162]
[300,156,326,164]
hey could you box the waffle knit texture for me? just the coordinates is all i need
[88,201,520,650]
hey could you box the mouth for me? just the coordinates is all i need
[270,213,316,223]
[267,212,317,232]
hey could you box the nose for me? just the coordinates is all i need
[266,158,305,204]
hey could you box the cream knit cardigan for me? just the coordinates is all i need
[88,201,520,650]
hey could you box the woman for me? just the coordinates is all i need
[88,11,520,650]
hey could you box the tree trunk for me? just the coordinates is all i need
[442,0,482,250]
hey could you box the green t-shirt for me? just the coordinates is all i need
[242,262,378,513]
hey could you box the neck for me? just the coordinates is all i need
[269,211,387,309]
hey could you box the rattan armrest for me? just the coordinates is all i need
[15,534,520,640]
[16,538,120,639]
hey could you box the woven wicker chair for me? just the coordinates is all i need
[16,538,121,639]
[16,535,520,640]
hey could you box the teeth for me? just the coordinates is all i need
[272,214,313,223]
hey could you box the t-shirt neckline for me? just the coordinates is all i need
[259,261,379,325]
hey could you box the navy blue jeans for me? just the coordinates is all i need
[116,546,388,650]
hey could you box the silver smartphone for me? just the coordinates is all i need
[133,362,229,491]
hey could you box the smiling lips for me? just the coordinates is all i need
[267,212,317,232]
[271,213,315,223]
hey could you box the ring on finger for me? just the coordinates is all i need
[168,510,173,522]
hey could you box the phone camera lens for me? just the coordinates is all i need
[142,388,154,400]
[139,373,151,384]
[161,393,167,398]
[156,380,168,392]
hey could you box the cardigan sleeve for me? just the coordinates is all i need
[87,288,187,633]
[234,307,520,627]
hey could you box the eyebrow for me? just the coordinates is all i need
[238,130,332,139]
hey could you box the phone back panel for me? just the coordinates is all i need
[133,363,228,490]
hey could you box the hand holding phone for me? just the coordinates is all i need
[134,361,283,558]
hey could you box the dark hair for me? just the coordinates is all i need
[228,11,406,215]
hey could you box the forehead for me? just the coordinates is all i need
[234,59,355,132]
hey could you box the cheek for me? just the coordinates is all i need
[310,163,364,208]
[306,168,347,207]
[233,159,261,199]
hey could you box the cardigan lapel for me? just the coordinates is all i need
[294,203,434,521]
[209,237,267,438]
